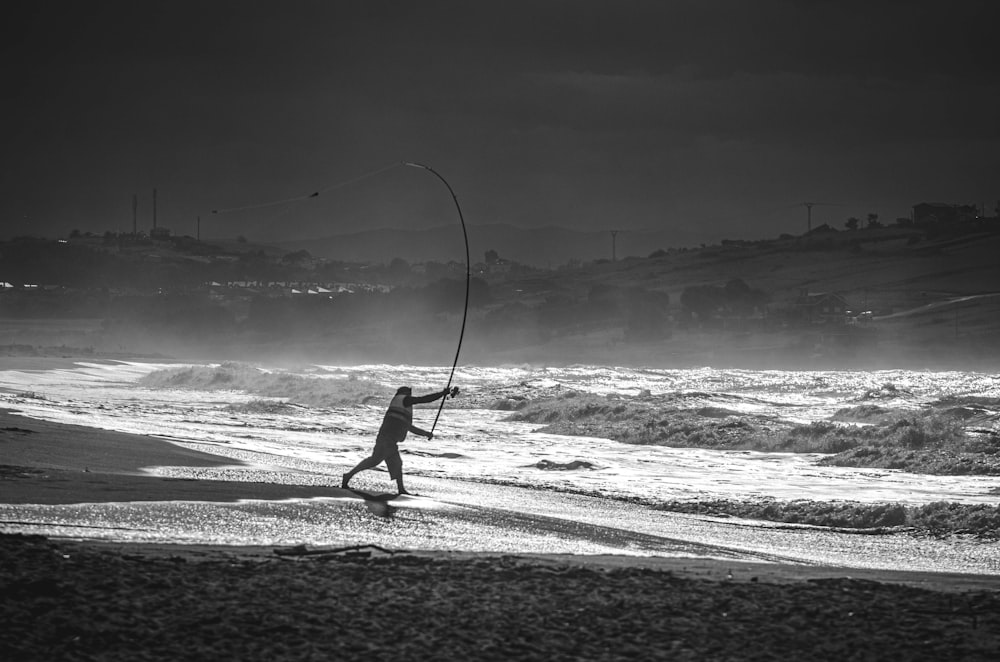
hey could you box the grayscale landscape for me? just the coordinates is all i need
[2,2,998,660]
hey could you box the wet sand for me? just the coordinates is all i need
[3,408,1000,659]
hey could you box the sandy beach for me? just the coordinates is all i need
[4,531,999,662]
[3,398,1000,660]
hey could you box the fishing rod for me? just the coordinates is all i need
[402,161,470,436]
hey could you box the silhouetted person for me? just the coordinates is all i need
[342,385,459,494]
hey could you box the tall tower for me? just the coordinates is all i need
[799,202,841,233]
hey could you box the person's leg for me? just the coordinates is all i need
[385,448,407,494]
[342,447,386,488]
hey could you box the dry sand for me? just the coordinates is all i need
[3,397,1000,659]
[4,532,1000,662]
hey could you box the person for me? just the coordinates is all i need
[342,385,459,494]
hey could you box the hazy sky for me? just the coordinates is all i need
[3,1,997,245]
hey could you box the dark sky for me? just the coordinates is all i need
[3,0,997,245]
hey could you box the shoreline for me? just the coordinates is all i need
[3,403,999,592]
[42,537,1000,593]
[0,407,350,504]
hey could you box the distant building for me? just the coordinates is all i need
[489,259,512,274]
[912,203,978,225]
[796,291,848,324]
[150,227,171,240]
[804,223,838,235]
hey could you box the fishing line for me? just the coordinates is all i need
[209,161,402,215]
[205,159,471,434]
[402,162,470,436]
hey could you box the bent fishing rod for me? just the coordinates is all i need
[402,162,470,435]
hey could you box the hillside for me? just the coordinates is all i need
[275,223,705,266]
[459,228,1000,369]
[538,229,999,312]
[1,224,998,369]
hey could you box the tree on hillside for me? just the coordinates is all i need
[724,278,769,317]
[845,217,860,231]
[624,288,670,342]
[724,278,751,300]
[587,283,623,312]
[681,280,769,328]
[282,249,312,264]
[866,213,881,229]
[388,257,411,279]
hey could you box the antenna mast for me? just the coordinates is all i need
[798,202,842,233]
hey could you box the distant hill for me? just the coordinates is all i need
[275,223,705,266]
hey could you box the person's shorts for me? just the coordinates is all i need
[373,436,403,480]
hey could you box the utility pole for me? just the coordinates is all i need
[610,230,620,262]
[152,188,157,230]
[132,194,137,236]
[799,202,841,233]
[197,216,201,241]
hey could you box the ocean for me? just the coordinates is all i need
[1,360,998,573]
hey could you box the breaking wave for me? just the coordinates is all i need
[653,499,1000,539]
[139,362,393,408]
[503,387,1000,474]
[529,459,597,471]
